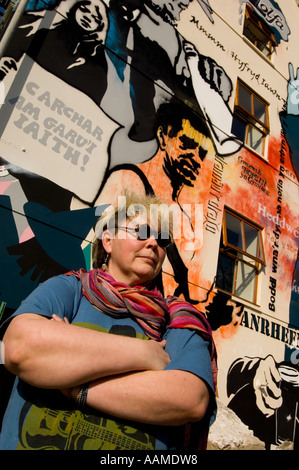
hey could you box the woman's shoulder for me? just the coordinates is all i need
[40,272,82,291]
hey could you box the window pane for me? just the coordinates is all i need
[244,222,259,257]
[232,116,247,142]
[235,260,256,302]
[244,21,261,47]
[256,40,271,58]
[254,96,267,124]
[243,7,275,60]
[256,233,264,262]
[216,253,235,293]
[226,213,244,250]
[216,209,264,303]
[243,26,256,44]
[247,125,264,153]
[238,84,252,112]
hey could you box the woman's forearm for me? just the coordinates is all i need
[84,369,210,426]
[3,314,170,388]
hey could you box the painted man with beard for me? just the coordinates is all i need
[96,102,212,303]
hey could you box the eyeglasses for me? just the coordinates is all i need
[117,224,172,249]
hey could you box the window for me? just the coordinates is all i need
[232,80,269,156]
[243,6,277,60]
[216,208,265,304]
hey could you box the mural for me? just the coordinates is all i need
[240,0,290,43]
[0,0,242,314]
[0,0,298,449]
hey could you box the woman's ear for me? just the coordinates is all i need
[102,230,113,254]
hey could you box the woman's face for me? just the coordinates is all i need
[103,214,167,286]
[75,1,107,32]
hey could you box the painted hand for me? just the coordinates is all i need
[287,63,299,116]
[253,355,282,418]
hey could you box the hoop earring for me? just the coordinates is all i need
[102,253,109,271]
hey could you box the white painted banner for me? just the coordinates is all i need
[0,54,118,203]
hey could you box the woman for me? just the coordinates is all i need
[0,192,217,450]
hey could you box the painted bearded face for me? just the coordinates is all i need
[146,0,192,25]
[75,0,107,33]
[160,119,209,200]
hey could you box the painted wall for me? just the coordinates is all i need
[0,0,298,449]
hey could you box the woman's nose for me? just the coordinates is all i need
[145,235,158,248]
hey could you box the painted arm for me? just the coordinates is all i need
[2,313,170,388]
[0,57,17,80]
[184,42,242,156]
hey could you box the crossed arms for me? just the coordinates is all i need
[3,312,210,426]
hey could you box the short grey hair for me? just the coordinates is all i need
[92,191,173,268]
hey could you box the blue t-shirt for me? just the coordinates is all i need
[0,274,216,450]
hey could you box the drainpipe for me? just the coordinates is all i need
[0,0,28,59]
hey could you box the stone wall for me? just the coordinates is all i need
[207,399,266,450]
[207,400,295,450]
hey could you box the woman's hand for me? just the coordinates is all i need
[145,339,170,370]
[51,314,70,324]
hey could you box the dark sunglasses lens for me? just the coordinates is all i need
[136,224,172,248]
[157,233,172,248]
[136,224,151,240]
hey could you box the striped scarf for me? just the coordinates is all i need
[65,268,217,450]
[67,268,168,341]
